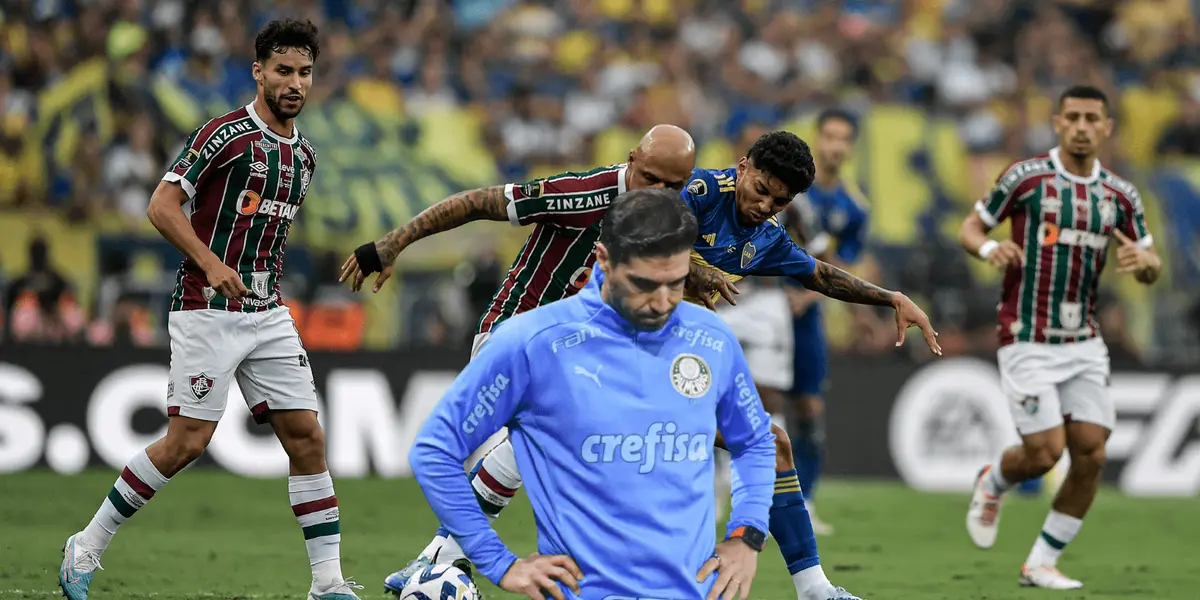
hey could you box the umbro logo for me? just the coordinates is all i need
[250,161,269,172]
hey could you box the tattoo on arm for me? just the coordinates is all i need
[799,261,895,307]
[375,186,509,263]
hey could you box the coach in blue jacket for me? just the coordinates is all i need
[409,187,777,600]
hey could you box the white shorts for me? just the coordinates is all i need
[997,337,1113,435]
[717,286,793,391]
[470,332,490,361]
[166,307,317,423]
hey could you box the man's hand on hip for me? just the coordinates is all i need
[500,553,583,600]
[697,539,759,600]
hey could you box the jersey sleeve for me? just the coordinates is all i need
[975,162,1035,229]
[679,169,720,220]
[162,120,238,200]
[504,169,616,228]
[408,324,531,585]
[1116,186,1154,249]
[750,234,817,280]
[716,342,775,537]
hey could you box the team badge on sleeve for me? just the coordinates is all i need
[175,148,199,170]
[189,373,216,401]
[670,354,711,399]
[687,178,707,196]
[521,181,544,199]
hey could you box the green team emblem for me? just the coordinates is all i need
[670,354,711,399]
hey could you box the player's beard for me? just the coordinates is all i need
[606,278,673,331]
[265,87,305,121]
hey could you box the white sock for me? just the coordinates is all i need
[81,449,170,552]
[1026,510,1083,567]
[792,564,834,599]
[983,461,1012,497]
[470,440,523,519]
[289,472,343,589]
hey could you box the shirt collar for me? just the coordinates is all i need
[1049,146,1100,184]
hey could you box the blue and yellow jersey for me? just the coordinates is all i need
[800,179,869,265]
[680,167,817,305]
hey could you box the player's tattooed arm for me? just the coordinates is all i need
[799,261,895,306]
[800,261,943,355]
[375,185,509,263]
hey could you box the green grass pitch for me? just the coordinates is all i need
[1,470,1197,599]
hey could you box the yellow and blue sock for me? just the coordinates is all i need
[770,469,820,574]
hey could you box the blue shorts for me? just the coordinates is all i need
[791,303,828,397]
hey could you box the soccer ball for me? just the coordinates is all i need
[400,564,480,600]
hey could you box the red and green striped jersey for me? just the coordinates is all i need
[477,164,627,334]
[976,147,1153,346]
[161,103,317,313]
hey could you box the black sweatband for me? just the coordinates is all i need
[354,242,384,275]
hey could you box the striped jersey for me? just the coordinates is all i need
[161,103,317,313]
[976,147,1152,346]
[477,164,627,334]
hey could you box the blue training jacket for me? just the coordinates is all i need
[409,267,777,600]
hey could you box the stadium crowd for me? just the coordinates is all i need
[1,0,1198,364]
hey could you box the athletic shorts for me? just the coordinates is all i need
[996,337,1113,435]
[470,332,490,361]
[166,307,317,423]
[790,304,828,397]
[717,287,794,391]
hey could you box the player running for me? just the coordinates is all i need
[58,20,361,600]
[411,188,776,600]
[960,85,1161,590]
[780,109,869,535]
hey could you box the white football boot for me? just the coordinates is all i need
[966,465,1003,549]
[1020,564,1083,589]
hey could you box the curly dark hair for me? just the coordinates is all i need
[746,131,816,197]
[255,19,321,64]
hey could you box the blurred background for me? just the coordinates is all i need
[1,0,1198,365]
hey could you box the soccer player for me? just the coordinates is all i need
[681,130,938,600]
[340,125,704,593]
[410,187,776,600]
[960,85,1162,589]
[57,21,362,600]
[781,109,870,535]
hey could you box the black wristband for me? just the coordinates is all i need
[354,242,384,275]
[728,526,767,552]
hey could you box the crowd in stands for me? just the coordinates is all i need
[1,0,1198,364]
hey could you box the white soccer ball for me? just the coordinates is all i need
[400,564,480,600]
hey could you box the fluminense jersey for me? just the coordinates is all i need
[478,165,627,334]
[681,167,818,305]
[162,103,316,312]
[411,268,776,600]
[976,146,1153,346]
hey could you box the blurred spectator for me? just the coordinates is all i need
[104,114,161,222]
[5,236,85,344]
[1156,95,1200,157]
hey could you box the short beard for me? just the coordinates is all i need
[605,277,669,331]
[265,88,303,121]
